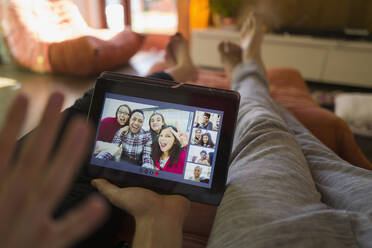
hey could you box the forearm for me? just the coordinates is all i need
[133,214,184,248]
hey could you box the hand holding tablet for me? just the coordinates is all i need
[92,178,190,247]
[88,73,240,205]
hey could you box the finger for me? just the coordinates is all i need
[175,121,180,131]
[53,195,108,248]
[224,41,230,53]
[37,118,94,213]
[14,92,64,181]
[169,128,181,142]
[218,41,225,54]
[5,93,64,212]
[92,178,149,214]
[91,178,122,206]
[0,94,28,180]
[92,179,161,217]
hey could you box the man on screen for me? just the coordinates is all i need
[97,109,154,168]
[193,129,202,144]
[197,150,210,166]
[196,112,213,130]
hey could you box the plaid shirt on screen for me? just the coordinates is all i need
[96,128,154,168]
[113,128,153,168]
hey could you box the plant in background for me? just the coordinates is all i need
[209,0,242,18]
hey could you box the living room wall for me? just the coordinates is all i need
[242,0,372,32]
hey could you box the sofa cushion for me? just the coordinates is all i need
[1,0,144,76]
[49,29,144,76]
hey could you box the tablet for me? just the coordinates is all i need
[87,72,240,205]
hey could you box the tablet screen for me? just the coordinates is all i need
[90,92,224,189]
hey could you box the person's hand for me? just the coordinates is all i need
[95,141,122,157]
[112,144,122,157]
[118,126,129,136]
[200,159,209,166]
[178,131,189,147]
[0,93,108,248]
[194,115,199,125]
[92,178,190,248]
[174,122,189,147]
[169,127,181,142]
[94,142,101,155]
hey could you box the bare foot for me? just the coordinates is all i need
[164,41,176,67]
[165,33,197,82]
[240,12,266,71]
[218,41,242,80]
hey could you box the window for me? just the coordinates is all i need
[104,0,178,34]
[105,0,125,31]
[131,0,178,34]
[103,0,190,49]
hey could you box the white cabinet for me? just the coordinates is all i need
[191,28,372,88]
[324,43,372,87]
[261,39,329,81]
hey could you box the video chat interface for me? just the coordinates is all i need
[90,93,223,189]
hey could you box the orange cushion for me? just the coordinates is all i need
[1,0,144,76]
[267,67,371,170]
[49,30,144,76]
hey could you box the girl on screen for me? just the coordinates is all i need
[149,112,166,141]
[151,125,187,174]
[198,132,215,148]
[97,104,131,142]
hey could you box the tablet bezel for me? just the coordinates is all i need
[87,72,240,205]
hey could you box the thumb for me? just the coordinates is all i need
[91,178,121,206]
[91,179,154,216]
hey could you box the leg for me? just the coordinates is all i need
[163,33,197,82]
[243,12,372,243]
[208,14,363,248]
[276,104,372,245]
[277,104,372,212]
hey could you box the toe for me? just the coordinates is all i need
[218,41,226,54]
[224,42,231,53]
[231,43,242,54]
[241,12,257,36]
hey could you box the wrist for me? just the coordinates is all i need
[134,214,184,248]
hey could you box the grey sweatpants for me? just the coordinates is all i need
[208,61,372,248]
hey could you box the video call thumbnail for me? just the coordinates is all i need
[190,129,217,148]
[187,145,214,166]
[193,111,220,131]
[184,163,211,184]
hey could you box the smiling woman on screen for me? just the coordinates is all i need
[151,126,188,174]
